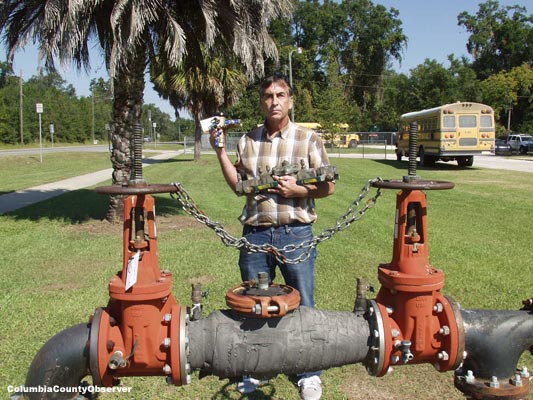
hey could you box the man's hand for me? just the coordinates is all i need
[209,127,224,151]
[269,175,307,198]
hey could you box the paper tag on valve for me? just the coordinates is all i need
[125,251,140,291]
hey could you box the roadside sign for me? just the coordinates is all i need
[36,103,43,114]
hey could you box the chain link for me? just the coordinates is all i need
[170,178,383,264]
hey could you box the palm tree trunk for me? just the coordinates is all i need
[106,50,146,222]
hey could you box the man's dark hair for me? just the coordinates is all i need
[259,73,293,97]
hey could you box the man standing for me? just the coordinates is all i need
[210,73,334,400]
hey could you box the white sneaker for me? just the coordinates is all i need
[237,376,264,394]
[298,375,322,400]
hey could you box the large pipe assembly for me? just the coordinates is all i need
[17,123,533,399]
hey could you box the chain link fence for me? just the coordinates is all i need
[183,131,397,160]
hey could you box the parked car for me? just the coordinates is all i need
[507,134,533,154]
[494,138,511,155]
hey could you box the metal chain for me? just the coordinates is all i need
[170,178,383,264]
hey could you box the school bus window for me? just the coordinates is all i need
[443,115,455,128]
[459,115,476,128]
[480,115,493,128]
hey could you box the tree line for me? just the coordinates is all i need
[1,0,531,219]
[227,0,533,135]
[0,65,195,145]
[2,0,531,148]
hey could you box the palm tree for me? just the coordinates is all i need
[0,0,293,221]
[150,53,248,161]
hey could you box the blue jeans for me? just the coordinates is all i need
[239,223,317,307]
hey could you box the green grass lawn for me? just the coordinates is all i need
[0,152,112,194]
[1,154,533,399]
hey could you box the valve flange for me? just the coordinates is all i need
[226,280,301,318]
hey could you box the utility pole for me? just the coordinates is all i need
[288,47,303,122]
[36,103,43,163]
[91,90,95,144]
[147,109,152,142]
[507,102,513,131]
[19,70,23,144]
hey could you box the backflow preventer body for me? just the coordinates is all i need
[21,123,533,400]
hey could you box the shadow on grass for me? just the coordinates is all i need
[6,188,185,224]
[209,379,280,400]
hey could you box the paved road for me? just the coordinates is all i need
[0,145,110,157]
[326,152,533,173]
[471,154,533,172]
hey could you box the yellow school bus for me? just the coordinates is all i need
[295,122,360,149]
[395,102,495,167]
[331,133,360,148]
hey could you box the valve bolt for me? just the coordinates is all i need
[162,337,171,348]
[490,376,500,388]
[513,373,523,387]
[163,364,172,375]
[163,313,172,323]
[257,272,269,290]
[439,325,450,336]
[465,370,475,384]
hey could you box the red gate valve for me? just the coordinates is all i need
[365,179,465,377]
[90,184,191,387]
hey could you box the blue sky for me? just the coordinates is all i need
[1,0,529,119]
[375,0,529,72]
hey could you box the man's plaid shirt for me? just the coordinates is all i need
[235,121,331,227]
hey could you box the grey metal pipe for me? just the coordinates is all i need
[461,308,533,379]
[188,306,371,379]
[24,323,90,400]
[21,305,533,399]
